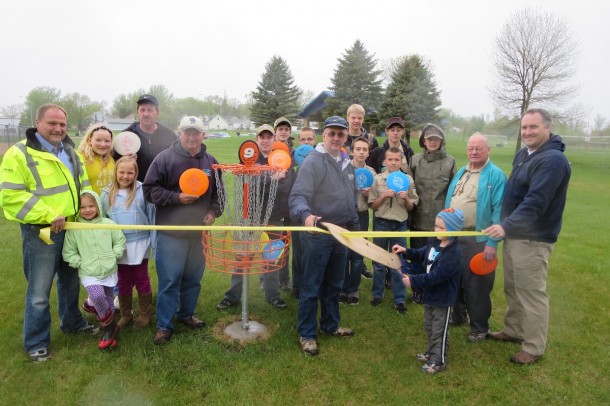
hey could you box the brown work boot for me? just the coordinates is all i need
[177,316,205,329]
[117,295,133,328]
[488,331,523,344]
[299,337,319,356]
[510,350,541,365]
[134,293,153,328]
[153,329,172,345]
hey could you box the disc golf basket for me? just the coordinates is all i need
[202,162,290,340]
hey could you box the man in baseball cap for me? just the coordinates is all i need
[117,94,177,182]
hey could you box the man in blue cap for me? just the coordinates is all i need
[289,116,360,356]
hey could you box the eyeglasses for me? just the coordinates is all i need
[326,130,347,139]
[91,125,113,135]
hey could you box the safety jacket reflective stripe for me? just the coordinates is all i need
[0,139,90,224]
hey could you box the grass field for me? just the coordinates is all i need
[0,134,609,405]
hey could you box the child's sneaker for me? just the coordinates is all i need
[82,300,96,315]
[415,352,430,362]
[421,361,446,375]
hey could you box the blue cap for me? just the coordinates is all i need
[324,116,348,129]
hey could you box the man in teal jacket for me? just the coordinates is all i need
[446,133,506,342]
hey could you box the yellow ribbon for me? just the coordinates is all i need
[40,222,484,245]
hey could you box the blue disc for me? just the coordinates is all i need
[262,240,285,261]
[294,145,314,166]
[355,168,374,189]
[386,171,410,192]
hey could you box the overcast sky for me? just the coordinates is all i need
[2,0,608,123]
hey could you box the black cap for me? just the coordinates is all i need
[137,94,158,106]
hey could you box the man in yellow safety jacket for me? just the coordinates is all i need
[0,103,98,362]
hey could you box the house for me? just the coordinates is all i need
[206,114,229,130]
[226,117,255,131]
[89,112,135,132]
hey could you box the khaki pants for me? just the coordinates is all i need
[502,239,554,355]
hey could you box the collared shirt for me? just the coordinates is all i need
[35,132,74,175]
[450,160,488,229]
[368,171,419,222]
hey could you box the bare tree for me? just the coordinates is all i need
[489,8,579,153]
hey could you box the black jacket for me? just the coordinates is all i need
[366,139,415,175]
[501,134,571,243]
[114,122,177,182]
[400,238,463,308]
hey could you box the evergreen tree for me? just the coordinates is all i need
[326,40,383,118]
[380,55,441,131]
[250,56,302,126]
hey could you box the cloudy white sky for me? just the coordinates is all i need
[2,0,608,122]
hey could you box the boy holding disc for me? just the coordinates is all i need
[368,138,419,314]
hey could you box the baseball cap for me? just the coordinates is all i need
[273,117,292,129]
[385,117,405,129]
[137,94,159,106]
[257,124,275,136]
[178,116,205,132]
[323,116,348,129]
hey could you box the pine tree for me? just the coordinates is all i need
[250,56,302,126]
[380,55,441,131]
[326,40,384,118]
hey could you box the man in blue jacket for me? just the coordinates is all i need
[446,133,506,343]
[486,108,571,365]
[289,116,360,356]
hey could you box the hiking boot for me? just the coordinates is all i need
[29,348,51,363]
[299,337,318,356]
[361,268,373,279]
[338,293,348,304]
[467,331,488,343]
[177,316,205,329]
[410,292,423,304]
[76,322,100,335]
[510,350,541,365]
[394,303,407,314]
[216,298,235,310]
[421,361,446,375]
[269,298,287,309]
[415,352,430,362]
[322,327,354,338]
[347,296,360,305]
[82,300,96,315]
[370,298,383,307]
[153,329,172,345]
[488,331,523,344]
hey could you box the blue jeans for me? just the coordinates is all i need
[155,232,205,331]
[343,210,370,294]
[21,224,86,353]
[371,217,407,304]
[298,232,347,339]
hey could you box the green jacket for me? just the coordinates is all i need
[62,191,126,280]
[409,147,456,230]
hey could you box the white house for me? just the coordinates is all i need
[206,114,229,130]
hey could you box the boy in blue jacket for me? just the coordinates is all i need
[393,208,464,374]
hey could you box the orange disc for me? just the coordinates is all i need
[469,252,498,275]
[179,168,209,196]
[268,150,291,170]
[272,141,290,154]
